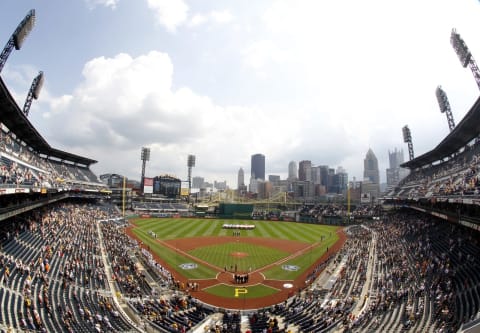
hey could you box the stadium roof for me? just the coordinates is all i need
[401,95,480,169]
[0,76,97,166]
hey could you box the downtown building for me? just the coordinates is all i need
[250,154,265,193]
[386,148,409,188]
[237,167,247,192]
[363,148,380,201]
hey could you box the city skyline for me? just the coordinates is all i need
[186,155,353,191]
[136,148,416,191]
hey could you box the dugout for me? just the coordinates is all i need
[218,203,254,219]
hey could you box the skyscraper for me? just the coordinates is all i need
[319,165,329,187]
[298,160,312,181]
[251,154,265,180]
[288,161,297,180]
[237,167,245,189]
[389,148,404,169]
[311,166,321,184]
[364,149,380,184]
[363,148,380,199]
[332,166,348,194]
[386,148,409,186]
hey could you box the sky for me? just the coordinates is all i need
[1,0,480,188]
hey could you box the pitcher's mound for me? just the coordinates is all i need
[230,251,248,258]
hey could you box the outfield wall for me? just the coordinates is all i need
[218,203,254,219]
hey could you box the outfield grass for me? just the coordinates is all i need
[131,218,339,282]
[133,218,338,244]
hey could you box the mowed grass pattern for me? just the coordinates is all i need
[131,218,339,281]
[189,242,289,272]
[132,227,218,279]
[133,218,338,244]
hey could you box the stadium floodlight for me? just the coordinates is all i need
[187,155,196,202]
[140,147,151,194]
[23,71,44,116]
[402,125,415,161]
[0,9,36,73]
[435,86,455,132]
[141,147,151,162]
[450,28,480,91]
[187,155,196,168]
[402,126,411,143]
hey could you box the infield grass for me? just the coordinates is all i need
[132,227,218,279]
[189,241,289,273]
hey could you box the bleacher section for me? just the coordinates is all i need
[389,141,480,200]
[0,126,105,193]
[0,204,135,332]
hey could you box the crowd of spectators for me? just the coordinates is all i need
[2,195,480,333]
[392,140,480,199]
[343,210,480,333]
[240,210,480,333]
[0,202,135,332]
[0,124,103,190]
[298,204,382,221]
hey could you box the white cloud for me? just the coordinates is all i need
[146,0,189,32]
[35,51,293,181]
[144,0,232,32]
[189,14,208,27]
[84,0,119,10]
[188,10,233,28]
[242,40,288,70]
[210,10,233,24]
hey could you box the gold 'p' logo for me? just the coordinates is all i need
[234,288,248,297]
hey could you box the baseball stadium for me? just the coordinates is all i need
[1,7,480,333]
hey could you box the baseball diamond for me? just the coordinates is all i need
[126,217,345,309]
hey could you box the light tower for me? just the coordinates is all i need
[187,155,196,201]
[435,86,455,132]
[402,125,414,161]
[140,147,150,194]
[450,28,480,91]
[23,71,44,116]
[0,9,36,73]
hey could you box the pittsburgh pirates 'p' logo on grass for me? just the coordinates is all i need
[234,288,248,297]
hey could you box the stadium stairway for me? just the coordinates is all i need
[95,220,146,333]
[350,226,377,319]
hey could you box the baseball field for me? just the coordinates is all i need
[127,217,345,309]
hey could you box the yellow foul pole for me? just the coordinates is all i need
[122,176,126,218]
